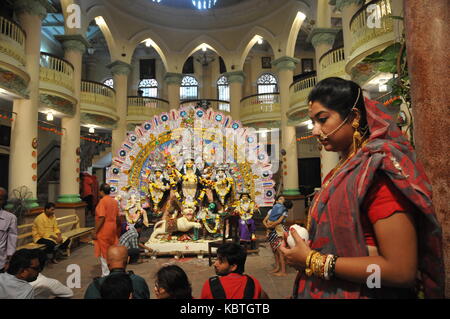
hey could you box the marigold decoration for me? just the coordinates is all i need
[32,175,37,181]
[203,214,220,233]
[80,136,111,145]
[38,126,63,135]
[297,135,314,142]
[383,96,401,106]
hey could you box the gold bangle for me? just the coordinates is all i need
[305,250,317,277]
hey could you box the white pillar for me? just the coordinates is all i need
[224,71,245,120]
[340,0,364,59]
[55,35,89,203]
[8,0,49,208]
[164,72,183,110]
[272,57,300,196]
[108,61,132,156]
[309,28,341,181]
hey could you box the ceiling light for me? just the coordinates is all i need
[145,39,152,48]
[89,127,95,134]
[261,131,267,138]
[257,37,263,45]
[202,44,207,52]
[87,47,95,55]
[46,112,54,121]
[306,120,313,129]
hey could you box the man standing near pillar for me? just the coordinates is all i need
[0,188,17,272]
[93,183,120,277]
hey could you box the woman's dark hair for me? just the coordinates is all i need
[308,77,369,131]
[100,274,133,299]
[155,265,193,299]
[100,183,111,195]
[45,202,55,210]
[7,249,39,276]
[217,243,247,274]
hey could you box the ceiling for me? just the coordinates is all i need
[148,0,253,10]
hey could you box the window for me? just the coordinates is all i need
[180,76,198,100]
[257,73,278,94]
[103,78,114,88]
[216,75,230,112]
[138,78,158,98]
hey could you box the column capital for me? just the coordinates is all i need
[13,0,54,20]
[107,60,132,76]
[224,71,245,84]
[272,56,300,72]
[307,27,341,48]
[328,0,364,12]
[55,34,89,54]
[163,72,183,85]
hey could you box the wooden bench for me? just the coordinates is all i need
[17,214,94,256]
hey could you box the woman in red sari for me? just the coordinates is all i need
[279,77,444,299]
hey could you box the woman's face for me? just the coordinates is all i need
[309,101,356,153]
[154,281,170,299]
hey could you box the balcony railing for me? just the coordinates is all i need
[240,93,280,119]
[127,96,169,117]
[0,16,26,65]
[180,99,231,113]
[40,52,74,93]
[349,0,393,55]
[81,80,116,111]
[319,47,346,79]
[289,75,317,107]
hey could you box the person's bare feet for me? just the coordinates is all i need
[272,272,287,277]
[269,268,280,273]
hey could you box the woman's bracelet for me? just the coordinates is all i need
[304,250,317,277]
[305,252,339,280]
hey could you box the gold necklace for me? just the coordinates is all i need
[306,139,369,231]
[306,151,357,232]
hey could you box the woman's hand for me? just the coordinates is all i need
[278,228,312,270]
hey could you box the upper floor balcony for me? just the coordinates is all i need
[127,96,170,123]
[347,0,395,72]
[0,16,29,98]
[319,47,346,80]
[240,93,280,128]
[39,52,76,116]
[180,99,231,114]
[288,75,317,125]
[80,80,118,129]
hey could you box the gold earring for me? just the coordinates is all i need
[352,119,362,152]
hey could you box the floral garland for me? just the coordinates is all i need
[383,96,401,106]
[0,114,13,121]
[202,214,220,233]
[296,135,314,142]
[38,125,63,136]
[80,136,111,144]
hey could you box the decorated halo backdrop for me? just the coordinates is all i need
[107,105,275,207]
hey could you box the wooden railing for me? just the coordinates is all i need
[289,75,317,107]
[240,93,280,119]
[39,52,74,92]
[81,80,116,111]
[180,99,231,113]
[0,16,26,65]
[127,96,169,117]
[349,0,393,54]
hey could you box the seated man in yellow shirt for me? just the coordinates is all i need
[32,202,69,264]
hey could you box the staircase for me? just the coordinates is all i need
[37,141,60,205]
[80,133,112,171]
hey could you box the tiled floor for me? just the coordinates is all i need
[41,232,297,299]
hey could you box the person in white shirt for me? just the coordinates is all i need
[29,250,73,299]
